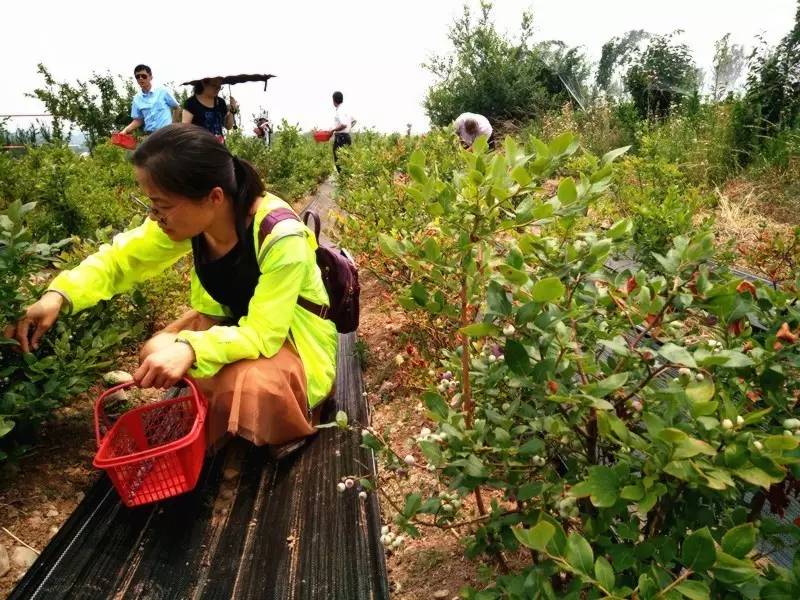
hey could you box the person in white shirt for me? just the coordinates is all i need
[454,112,494,149]
[331,91,356,171]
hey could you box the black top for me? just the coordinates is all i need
[192,221,259,321]
[184,96,228,136]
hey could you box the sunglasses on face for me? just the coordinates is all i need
[135,73,149,80]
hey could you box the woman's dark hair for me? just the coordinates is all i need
[132,124,265,246]
[192,79,208,95]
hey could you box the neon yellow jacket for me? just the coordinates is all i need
[48,194,337,408]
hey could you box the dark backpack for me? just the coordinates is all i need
[259,208,360,333]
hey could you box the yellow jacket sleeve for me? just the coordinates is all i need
[177,234,310,378]
[48,218,190,313]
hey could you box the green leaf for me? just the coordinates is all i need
[685,378,715,403]
[674,437,717,459]
[594,556,615,591]
[378,233,404,257]
[531,277,565,303]
[565,533,594,575]
[734,466,785,489]
[583,372,629,397]
[601,145,631,165]
[335,410,348,428]
[410,282,428,306]
[659,343,698,368]
[712,552,758,584]
[402,493,422,518]
[608,218,633,240]
[459,323,500,337]
[620,483,645,501]
[681,527,716,571]
[549,132,575,155]
[580,465,620,508]
[721,523,756,559]
[511,165,532,187]
[487,281,512,316]
[408,164,427,183]
[675,580,711,600]
[557,178,577,203]
[504,340,530,375]
[513,521,555,552]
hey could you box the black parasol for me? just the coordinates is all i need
[180,73,276,91]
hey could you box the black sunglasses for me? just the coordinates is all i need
[135,73,149,80]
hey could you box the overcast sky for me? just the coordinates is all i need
[1,0,795,134]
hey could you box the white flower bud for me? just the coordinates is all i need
[381,525,390,535]
[448,379,458,389]
[361,429,370,438]
[345,478,355,489]
[394,354,405,366]
[498,355,504,361]
[503,324,516,336]
[442,503,453,512]
[501,403,510,411]
[695,373,705,382]
[785,430,794,437]
[426,464,436,472]
[736,415,744,426]
[420,427,432,437]
[722,419,733,430]
[337,482,346,493]
[404,455,416,466]
[782,418,800,430]
[754,441,764,450]
[488,354,497,363]
[359,491,368,500]
[678,367,691,377]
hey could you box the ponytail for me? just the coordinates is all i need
[230,156,265,246]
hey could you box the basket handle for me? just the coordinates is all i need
[94,377,205,448]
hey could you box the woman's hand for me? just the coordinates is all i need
[4,291,64,352]
[134,341,196,389]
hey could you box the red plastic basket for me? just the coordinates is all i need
[93,378,207,507]
[313,130,332,142]
[110,132,137,150]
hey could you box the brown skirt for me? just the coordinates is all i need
[143,311,316,449]
[195,345,316,449]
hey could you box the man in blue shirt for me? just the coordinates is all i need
[120,65,178,135]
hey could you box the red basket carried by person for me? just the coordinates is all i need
[93,378,207,507]
[313,130,333,143]
[110,132,137,150]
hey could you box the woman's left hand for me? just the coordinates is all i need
[134,341,196,389]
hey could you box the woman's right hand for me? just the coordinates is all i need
[4,291,64,352]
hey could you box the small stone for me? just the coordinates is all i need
[221,489,235,500]
[106,389,128,404]
[46,509,59,518]
[223,468,240,481]
[0,545,9,578]
[103,370,134,387]
[433,590,449,599]
[378,381,396,394]
[11,546,38,568]
[75,492,86,503]
[49,526,59,535]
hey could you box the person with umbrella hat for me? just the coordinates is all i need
[182,77,238,138]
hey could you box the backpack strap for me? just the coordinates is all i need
[257,208,331,321]
[302,211,321,242]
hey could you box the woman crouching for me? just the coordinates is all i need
[7,124,337,456]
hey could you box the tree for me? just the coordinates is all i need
[711,33,746,101]
[732,1,800,163]
[423,2,588,128]
[28,64,137,150]
[596,30,651,96]
[623,33,701,120]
